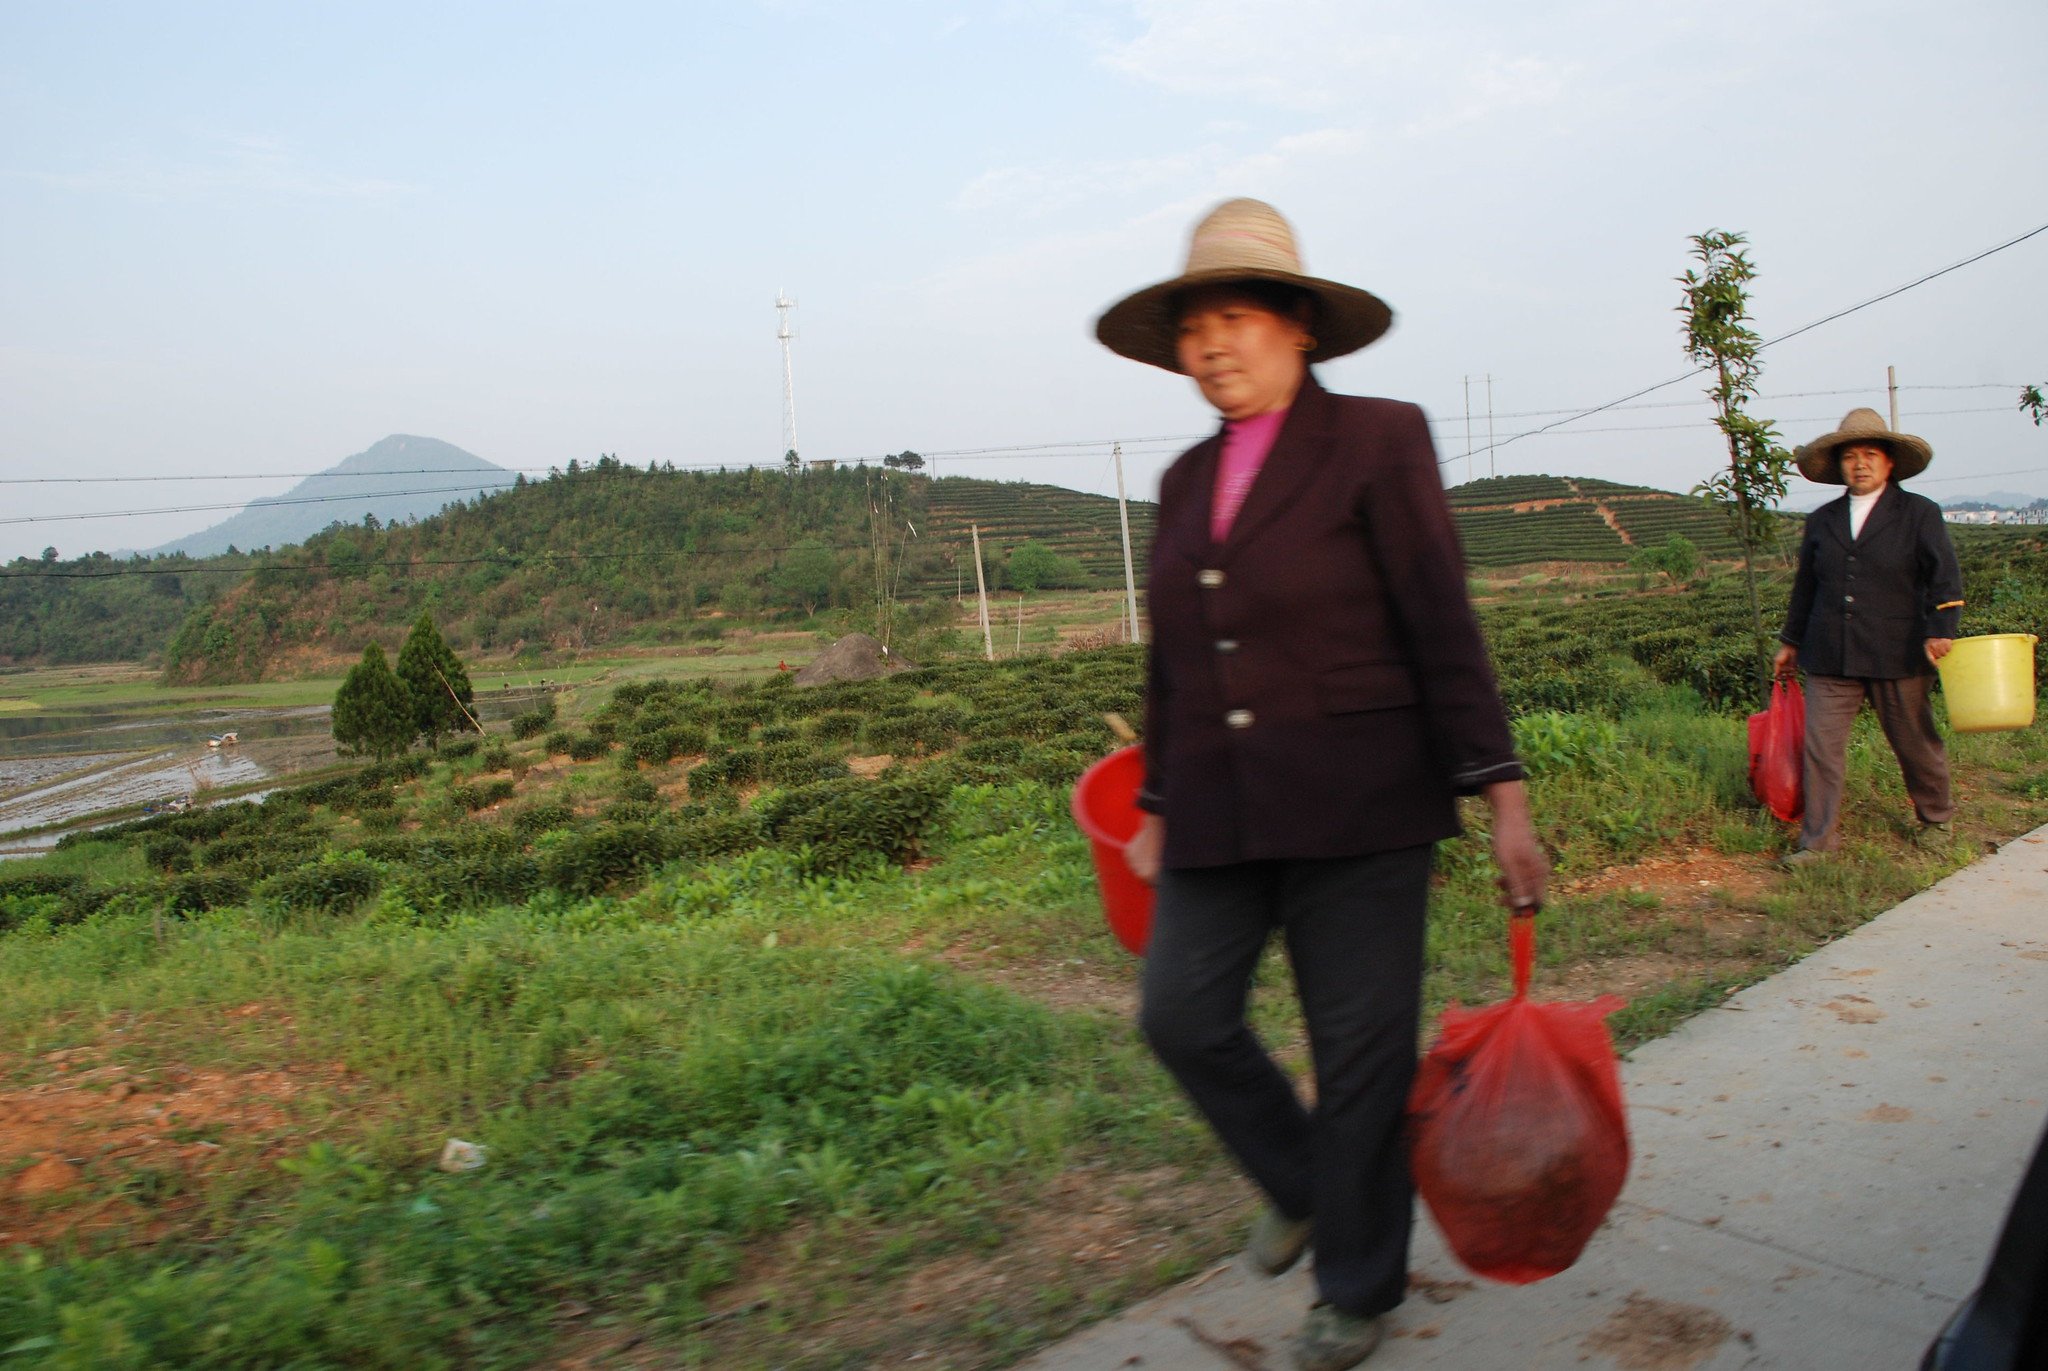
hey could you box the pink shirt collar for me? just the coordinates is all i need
[1210,406,1289,542]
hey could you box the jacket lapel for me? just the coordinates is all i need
[1820,494,1853,550]
[1856,483,1902,544]
[1215,374,1333,560]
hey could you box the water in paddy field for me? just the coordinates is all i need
[0,688,552,857]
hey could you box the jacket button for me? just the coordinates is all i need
[1198,569,1225,588]
[1225,709,1254,729]
[1215,639,1239,654]
[1845,595,1855,603]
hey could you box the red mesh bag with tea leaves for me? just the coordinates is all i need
[1407,912,1629,1284]
[1747,678,1805,824]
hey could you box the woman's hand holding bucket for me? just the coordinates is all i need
[1124,814,1164,885]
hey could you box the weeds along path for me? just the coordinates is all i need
[0,616,2045,1367]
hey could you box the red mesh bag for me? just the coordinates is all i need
[1747,678,1805,824]
[1407,913,1629,1284]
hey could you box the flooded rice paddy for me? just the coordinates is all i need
[0,689,547,857]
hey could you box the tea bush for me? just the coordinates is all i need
[257,856,384,915]
[781,775,945,875]
[455,778,517,811]
[164,871,251,914]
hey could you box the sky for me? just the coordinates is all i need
[3,0,2045,563]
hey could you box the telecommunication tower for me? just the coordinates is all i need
[776,290,799,464]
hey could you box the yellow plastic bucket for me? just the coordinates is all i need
[1937,633,2039,732]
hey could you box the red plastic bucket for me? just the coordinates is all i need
[1070,746,1155,955]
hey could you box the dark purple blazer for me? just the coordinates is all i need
[1140,376,1523,869]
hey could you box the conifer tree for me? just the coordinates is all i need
[395,611,474,748]
[332,643,415,760]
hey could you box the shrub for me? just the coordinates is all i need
[671,809,768,862]
[257,856,383,915]
[808,711,862,741]
[511,800,575,837]
[510,710,552,740]
[568,734,612,762]
[480,741,513,771]
[454,778,517,811]
[689,746,762,795]
[442,736,481,761]
[543,729,574,756]
[141,835,194,873]
[780,775,945,875]
[540,822,677,896]
[164,871,251,914]
[659,724,711,758]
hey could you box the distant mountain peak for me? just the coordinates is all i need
[145,436,509,558]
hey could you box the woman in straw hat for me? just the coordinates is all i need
[1097,198,1546,1369]
[1774,408,1964,866]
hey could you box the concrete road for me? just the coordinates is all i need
[1019,823,2048,1371]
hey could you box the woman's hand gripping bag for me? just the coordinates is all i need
[1407,913,1629,1284]
[1747,679,1805,824]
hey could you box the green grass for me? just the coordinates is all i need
[2,619,2044,1367]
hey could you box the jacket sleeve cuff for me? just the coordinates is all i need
[1136,784,1165,815]
[1452,758,1526,795]
[1927,605,1964,638]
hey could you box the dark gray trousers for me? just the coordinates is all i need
[1138,846,1432,1318]
[1800,673,1954,853]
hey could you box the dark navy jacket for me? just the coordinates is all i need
[1779,483,1964,680]
[1139,376,1522,869]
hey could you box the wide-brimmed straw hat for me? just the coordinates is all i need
[1094,198,1394,372]
[1794,407,1934,484]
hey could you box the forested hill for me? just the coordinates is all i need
[8,463,1805,676]
[157,464,1168,682]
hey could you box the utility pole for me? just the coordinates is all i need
[1113,442,1142,645]
[1463,376,1473,484]
[775,290,799,465]
[971,523,994,661]
[1486,374,1496,479]
[1887,365,1899,430]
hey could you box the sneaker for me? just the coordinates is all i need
[1780,848,1826,870]
[1245,1206,1313,1276]
[1912,821,1953,849]
[1292,1304,1385,1371]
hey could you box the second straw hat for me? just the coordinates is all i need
[1795,407,1934,484]
[1094,199,1394,373]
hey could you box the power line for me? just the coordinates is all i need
[3,384,2020,491]
[1442,221,2048,466]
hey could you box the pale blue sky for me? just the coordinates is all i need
[3,0,2045,560]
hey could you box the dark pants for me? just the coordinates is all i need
[1138,846,1432,1318]
[1800,673,1954,853]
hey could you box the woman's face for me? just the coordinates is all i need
[1174,287,1311,420]
[1839,442,1894,496]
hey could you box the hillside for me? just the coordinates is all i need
[15,462,1793,674]
[1444,474,1747,565]
[147,435,510,557]
[161,460,945,682]
[0,549,254,667]
[920,478,1156,594]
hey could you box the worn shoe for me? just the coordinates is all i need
[1780,848,1826,870]
[1245,1206,1313,1276]
[1292,1304,1385,1371]
[1912,821,1954,849]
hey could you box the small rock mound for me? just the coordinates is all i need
[792,633,916,687]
